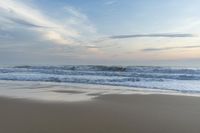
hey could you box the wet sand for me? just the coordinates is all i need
[1,94,200,133]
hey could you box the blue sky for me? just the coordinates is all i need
[0,0,200,66]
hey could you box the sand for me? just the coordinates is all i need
[0,94,200,133]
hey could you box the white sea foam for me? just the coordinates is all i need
[0,65,200,100]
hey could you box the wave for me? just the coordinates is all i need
[1,65,200,94]
[2,66,200,80]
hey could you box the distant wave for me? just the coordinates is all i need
[1,65,200,94]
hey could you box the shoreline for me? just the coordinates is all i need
[1,80,200,102]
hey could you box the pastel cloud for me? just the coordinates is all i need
[109,33,195,39]
[0,0,95,45]
[142,45,200,52]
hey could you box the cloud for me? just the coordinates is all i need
[104,0,117,5]
[109,33,195,39]
[64,6,87,20]
[0,0,95,45]
[0,33,12,39]
[0,28,13,39]
[85,44,99,48]
[4,16,48,28]
[90,33,196,47]
[64,5,97,34]
[142,45,200,52]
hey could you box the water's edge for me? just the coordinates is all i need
[0,65,200,95]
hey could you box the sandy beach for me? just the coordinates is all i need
[1,94,200,133]
[1,0,200,132]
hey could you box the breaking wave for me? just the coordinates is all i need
[0,65,200,94]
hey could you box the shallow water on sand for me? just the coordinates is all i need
[0,80,199,102]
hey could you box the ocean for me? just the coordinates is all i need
[0,65,200,95]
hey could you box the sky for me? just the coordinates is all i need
[0,0,200,66]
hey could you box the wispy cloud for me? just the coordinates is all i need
[104,0,117,5]
[0,0,95,45]
[90,33,196,46]
[4,16,48,28]
[109,33,195,39]
[142,45,200,52]
[64,5,97,34]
